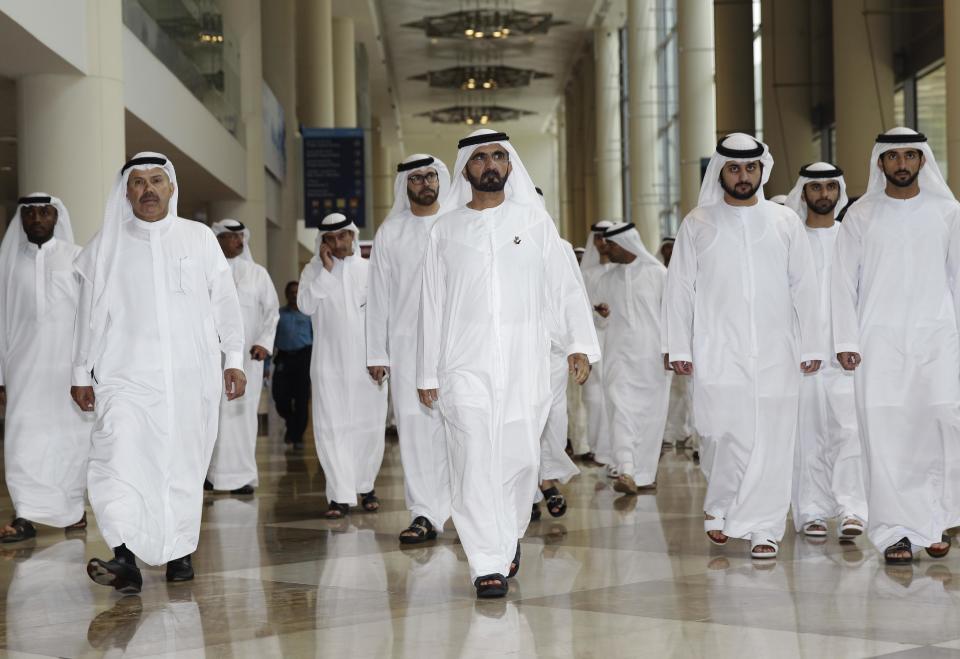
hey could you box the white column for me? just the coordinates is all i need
[594,26,623,221]
[761,0,815,194]
[333,16,357,128]
[211,0,267,265]
[714,0,755,137]
[628,0,660,251]
[677,0,716,216]
[297,0,335,127]
[262,0,300,294]
[17,0,125,245]
[832,0,893,196]
[945,0,960,194]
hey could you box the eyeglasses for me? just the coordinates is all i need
[407,171,438,185]
[468,150,510,166]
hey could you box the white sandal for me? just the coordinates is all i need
[605,465,621,479]
[750,534,779,559]
[802,519,828,538]
[704,516,728,546]
[839,517,864,540]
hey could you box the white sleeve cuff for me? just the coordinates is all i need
[224,351,244,371]
[72,366,93,387]
[834,343,860,355]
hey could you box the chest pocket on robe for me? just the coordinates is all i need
[169,256,202,295]
[47,269,79,304]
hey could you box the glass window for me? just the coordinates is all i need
[916,63,947,178]
[894,87,905,128]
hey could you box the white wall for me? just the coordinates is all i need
[0,0,87,75]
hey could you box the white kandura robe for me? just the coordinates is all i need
[366,210,450,529]
[74,216,244,565]
[598,259,671,486]
[539,340,580,485]
[208,257,279,490]
[565,368,588,455]
[581,263,612,462]
[664,200,822,541]
[832,193,960,550]
[299,254,387,504]
[0,238,92,526]
[791,222,867,531]
[418,199,599,580]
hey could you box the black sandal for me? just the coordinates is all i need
[360,490,380,512]
[530,503,542,522]
[884,536,913,565]
[508,542,521,578]
[926,533,951,559]
[474,573,508,598]
[1,518,36,543]
[541,486,567,518]
[399,516,437,544]
[324,501,350,519]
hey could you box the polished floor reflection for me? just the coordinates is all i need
[1,423,959,658]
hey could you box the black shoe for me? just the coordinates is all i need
[1,518,36,543]
[530,503,542,522]
[203,478,214,491]
[165,554,194,582]
[230,484,255,495]
[87,545,142,594]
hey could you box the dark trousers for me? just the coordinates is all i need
[272,346,311,443]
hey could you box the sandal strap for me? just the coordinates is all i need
[885,537,912,555]
[474,573,506,587]
[704,517,725,532]
[540,486,560,498]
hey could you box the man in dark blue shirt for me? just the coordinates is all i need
[272,281,312,449]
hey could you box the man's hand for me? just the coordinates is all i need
[568,353,591,385]
[71,386,95,411]
[319,243,334,272]
[594,303,610,319]
[837,352,861,371]
[663,355,673,371]
[418,388,438,409]
[671,361,693,376]
[250,345,269,361]
[800,360,822,374]
[368,366,390,385]
[224,368,247,400]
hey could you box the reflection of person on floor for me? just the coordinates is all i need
[5,540,94,657]
[272,280,313,450]
[0,194,92,543]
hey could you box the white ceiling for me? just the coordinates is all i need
[339,0,627,149]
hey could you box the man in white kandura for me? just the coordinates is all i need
[367,154,452,545]
[832,127,960,564]
[595,222,671,495]
[417,128,599,598]
[299,212,387,520]
[73,152,246,593]
[206,219,279,496]
[533,238,584,522]
[664,134,822,560]
[660,236,697,457]
[579,221,614,468]
[783,162,867,542]
[0,194,92,543]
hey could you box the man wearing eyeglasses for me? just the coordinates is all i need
[366,154,453,546]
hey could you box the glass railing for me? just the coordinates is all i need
[122,0,242,139]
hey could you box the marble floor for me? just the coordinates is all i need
[0,429,958,658]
